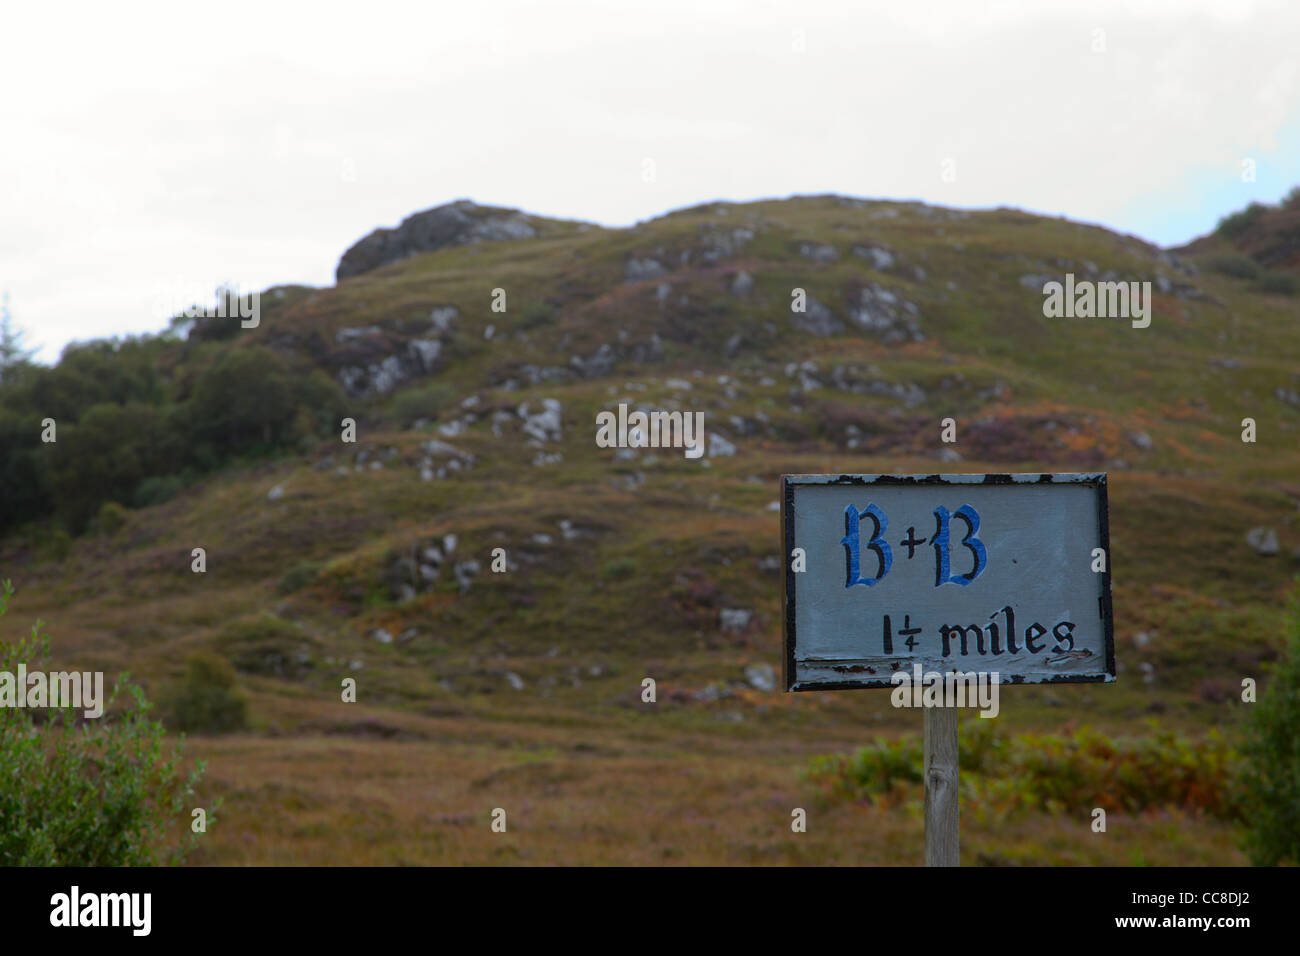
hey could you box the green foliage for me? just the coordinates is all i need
[807,720,1241,819]
[1206,253,1261,280]
[807,734,922,798]
[29,338,164,423]
[0,580,207,865]
[1216,202,1268,238]
[0,292,36,381]
[279,562,322,597]
[1254,271,1298,296]
[133,473,187,509]
[184,287,251,343]
[94,500,129,535]
[0,333,345,536]
[0,406,52,530]
[393,382,454,425]
[601,557,639,580]
[277,560,322,595]
[1237,590,1300,865]
[44,529,72,562]
[187,348,345,460]
[43,401,177,533]
[215,614,316,679]
[161,652,249,734]
[521,300,558,329]
[187,346,293,453]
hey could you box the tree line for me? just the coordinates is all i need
[0,316,344,535]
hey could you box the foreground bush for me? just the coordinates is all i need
[0,580,207,865]
[1237,592,1300,865]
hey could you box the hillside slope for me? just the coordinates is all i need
[1180,187,1300,272]
[4,194,1299,864]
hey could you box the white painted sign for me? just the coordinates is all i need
[781,473,1115,691]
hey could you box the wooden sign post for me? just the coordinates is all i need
[781,474,1115,866]
[924,706,959,866]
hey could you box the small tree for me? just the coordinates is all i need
[1238,586,1300,865]
[0,580,209,865]
[0,292,36,383]
[162,652,249,734]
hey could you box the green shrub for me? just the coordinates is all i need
[808,721,1241,819]
[277,560,322,595]
[44,529,72,562]
[1216,202,1267,238]
[94,500,129,535]
[1238,590,1300,865]
[1255,272,1298,296]
[161,652,249,734]
[0,406,51,531]
[601,557,639,581]
[0,336,346,537]
[26,337,163,423]
[521,301,557,329]
[0,580,207,865]
[1206,254,1260,280]
[43,402,175,532]
[807,735,921,801]
[133,474,186,508]
[393,383,454,425]
[214,614,317,678]
[187,347,294,453]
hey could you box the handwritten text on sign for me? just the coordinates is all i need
[780,474,1116,691]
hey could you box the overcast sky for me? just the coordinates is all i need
[3,0,1298,363]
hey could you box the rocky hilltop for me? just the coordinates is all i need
[4,192,1299,864]
[335,200,554,281]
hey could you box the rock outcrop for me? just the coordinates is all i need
[336,200,538,281]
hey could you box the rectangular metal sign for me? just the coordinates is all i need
[781,473,1115,691]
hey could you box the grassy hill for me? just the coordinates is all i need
[4,193,1299,864]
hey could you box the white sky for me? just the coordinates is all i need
[2,0,1298,363]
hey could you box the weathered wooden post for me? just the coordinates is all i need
[781,473,1115,867]
[923,706,959,866]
